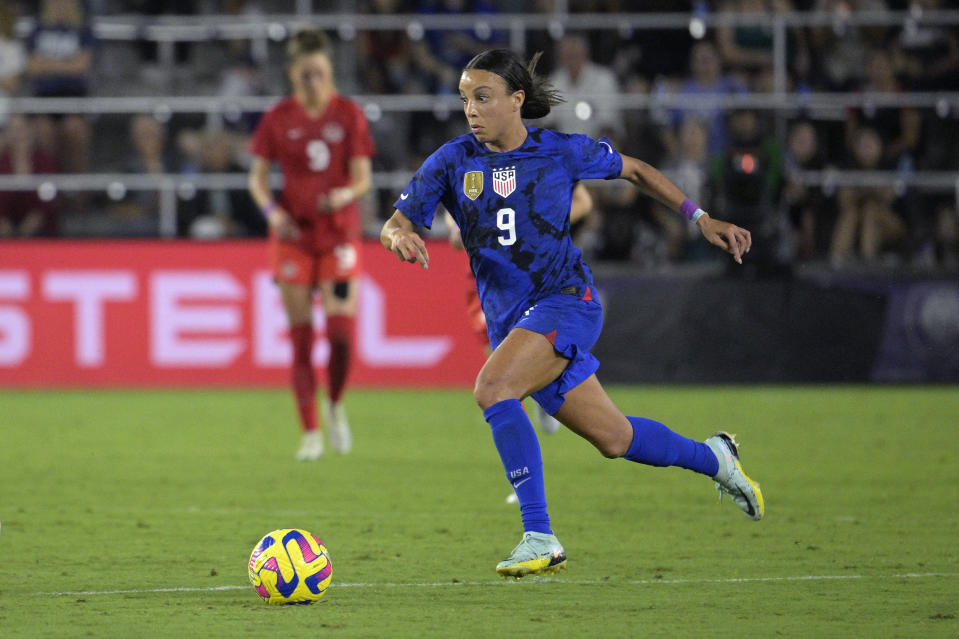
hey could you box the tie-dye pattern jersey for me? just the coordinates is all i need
[395,126,623,345]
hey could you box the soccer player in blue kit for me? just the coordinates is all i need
[381,49,764,579]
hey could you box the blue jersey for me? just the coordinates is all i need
[395,127,623,345]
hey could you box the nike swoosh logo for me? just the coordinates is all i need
[399,193,409,200]
[512,477,531,489]
[599,141,613,154]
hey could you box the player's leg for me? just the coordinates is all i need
[534,403,562,434]
[464,283,530,505]
[475,327,569,578]
[278,280,322,461]
[553,376,764,520]
[272,238,322,460]
[316,240,361,454]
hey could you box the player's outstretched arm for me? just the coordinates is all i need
[619,154,751,264]
[381,209,430,269]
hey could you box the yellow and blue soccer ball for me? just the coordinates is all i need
[248,528,333,605]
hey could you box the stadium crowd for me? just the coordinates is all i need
[1,0,957,271]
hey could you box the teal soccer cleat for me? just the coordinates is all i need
[495,532,567,579]
[705,432,764,520]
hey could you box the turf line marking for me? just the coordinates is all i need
[37,572,959,597]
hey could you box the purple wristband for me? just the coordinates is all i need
[679,198,699,221]
[261,200,278,218]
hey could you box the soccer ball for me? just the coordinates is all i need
[248,528,333,605]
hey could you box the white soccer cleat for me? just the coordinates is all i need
[324,401,353,454]
[295,431,323,461]
[496,531,567,579]
[534,404,562,435]
[705,431,764,520]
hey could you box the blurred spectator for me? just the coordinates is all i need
[717,0,813,91]
[177,128,264,238]
[393,1,504,158]
[589,178,640,263]
[545,33,622,138]
[781,119,833,261]
[829,127,906,266]
[667,40,748,156]
[24,0,95,175]
[656,118,713,262]
[410,0,504,95]
[134,0,194,67]
[911,195,959,268]
[809,0,890,91]
[217,53,267,134]
[109,114,169,236]
[609,0,695,80]
[616,73,667,162]
[929,204,959,268]
[709,109,784,267]
[356,0,419,179]
[0,113,59,238]
[221,0,266,60]
[716,0,782,90]
[357,0,419,95]
[891,0,959,91]
[589,128,683,264]
[847,48,922,168]
[0,3,26,129]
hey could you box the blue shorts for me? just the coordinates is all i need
[505,286,603,416]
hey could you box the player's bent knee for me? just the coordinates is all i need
[585,428,631,459]
[473,380,515,411]
[596,439,629,459]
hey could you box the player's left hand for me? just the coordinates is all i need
[389,228,430,269]
[319,187,354,213]
[697,214,752,264]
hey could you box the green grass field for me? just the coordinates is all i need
[2,386,958,638]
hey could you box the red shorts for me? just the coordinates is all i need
[269,236,362,286]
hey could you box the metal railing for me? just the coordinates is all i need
[4,10,959,237]
[3,169,956,239]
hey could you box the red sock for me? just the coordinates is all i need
[326,315,355,404]
[289,324,318,432]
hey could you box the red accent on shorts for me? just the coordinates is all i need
[582,287,593,301]
[545,329,558,345]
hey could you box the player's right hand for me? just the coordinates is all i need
[389,229,430,269]
[268,208,300,241]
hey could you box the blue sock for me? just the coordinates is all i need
[624,416,719,477]
[483,399,551,534]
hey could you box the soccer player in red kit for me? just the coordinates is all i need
[248,29,375,461]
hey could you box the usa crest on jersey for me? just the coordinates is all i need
[492,167,516,198]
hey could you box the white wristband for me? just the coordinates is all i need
[691,208,706,223]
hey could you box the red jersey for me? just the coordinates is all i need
[250,94,375,250]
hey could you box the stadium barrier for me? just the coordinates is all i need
[591,267,959,383]
[5,239,956,387]
[0,239,487,388]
